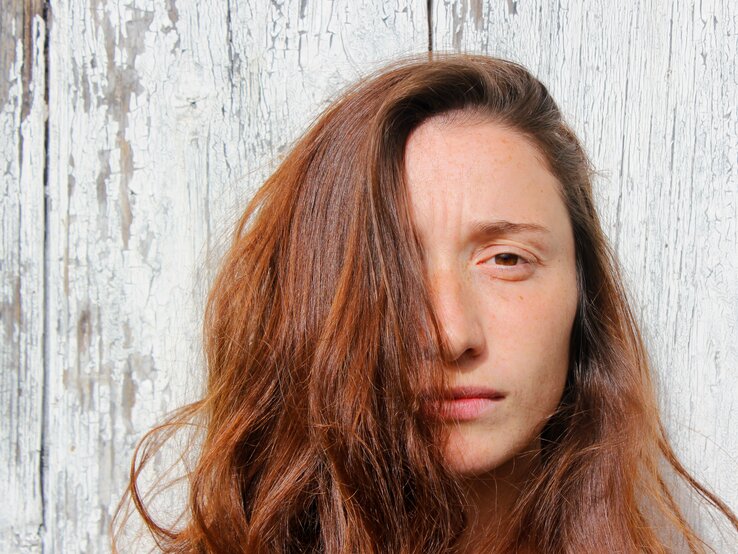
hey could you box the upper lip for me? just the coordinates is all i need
[444,386,505,400]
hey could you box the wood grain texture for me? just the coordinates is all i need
[0,1,47,552]
[40,1,426,552]
[433,0,738,547]
[3,0,736,552]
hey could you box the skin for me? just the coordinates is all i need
[404,114,579,546]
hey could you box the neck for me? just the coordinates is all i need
[455,447,540,554]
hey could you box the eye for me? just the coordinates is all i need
[477,249,535,280]
[490,253,525,266]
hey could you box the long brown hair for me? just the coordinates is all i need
[114,53,738,553]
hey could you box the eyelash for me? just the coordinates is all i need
[477,249,535,277]
[487,252,528,267]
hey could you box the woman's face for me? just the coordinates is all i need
[405,116,578,477]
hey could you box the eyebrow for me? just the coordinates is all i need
[468,220,552,246]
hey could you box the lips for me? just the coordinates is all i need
[438,387,505,421]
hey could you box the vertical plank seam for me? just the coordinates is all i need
[427,0,433,52]
[225,0,236,94]
[38,0,51,551]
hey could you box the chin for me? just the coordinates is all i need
[446,449,516,477]
[443,427,541,478]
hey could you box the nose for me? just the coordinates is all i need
[429,269,486,366]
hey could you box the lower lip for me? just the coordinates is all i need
[440,397,503,421]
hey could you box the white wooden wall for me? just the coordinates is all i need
[1,1,736,552]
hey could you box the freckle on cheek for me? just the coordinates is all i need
[518,295,524,301]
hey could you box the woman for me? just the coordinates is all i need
[116,54,738,553]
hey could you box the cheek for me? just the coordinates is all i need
[482,276,577,388]
[444,274,578,475]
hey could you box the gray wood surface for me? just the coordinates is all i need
[2,1,736,551]
[1,1,47,552]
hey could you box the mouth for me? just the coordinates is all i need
[438,387,505,421]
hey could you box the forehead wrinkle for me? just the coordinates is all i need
[419,178,467,253]
[404,116,567,261]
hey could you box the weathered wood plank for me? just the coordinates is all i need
[433,0,738,544]
[9,1,732,551]
[44,1,427,551]
[0,1,47,552]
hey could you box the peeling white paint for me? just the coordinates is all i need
[2,1,736,552]
[0,7,47,554]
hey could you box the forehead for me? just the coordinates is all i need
[403,117,570,246]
